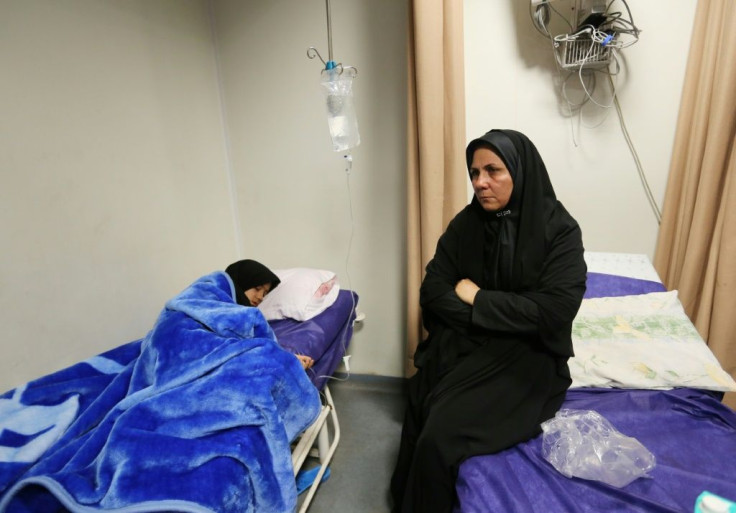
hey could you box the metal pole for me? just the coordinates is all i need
[325,0,333,62]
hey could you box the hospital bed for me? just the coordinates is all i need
[270,288,359,512]
[454,252,736,512]
[0,270,358,513]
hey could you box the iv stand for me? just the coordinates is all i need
[307,0,341,71]
[325,0,333,65]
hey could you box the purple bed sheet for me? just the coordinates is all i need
[584,272,666,298]
[456,388,736,513]
[269,289,358,391]
[455,272,736,512]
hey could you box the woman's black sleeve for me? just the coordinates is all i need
[420,220,474,333]
[471,222,586,336]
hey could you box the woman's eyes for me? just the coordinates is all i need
[470,166,501,179]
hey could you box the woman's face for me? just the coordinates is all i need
[245,283,272,307]
[469,147,514,212]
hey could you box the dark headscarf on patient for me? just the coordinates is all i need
[225,259,280,307]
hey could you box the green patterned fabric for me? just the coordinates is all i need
[569,291,736,391]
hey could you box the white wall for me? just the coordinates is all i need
[0,0,698,392]
[464,0,696,261]
[0,1,236,392]
[210,0,408,379]
[0,0,408,393]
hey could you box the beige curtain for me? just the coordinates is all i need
[653,0,736,407]
[405,0,468,376]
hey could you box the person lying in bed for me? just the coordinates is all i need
[390,129,587,513]
[226,259,314,370]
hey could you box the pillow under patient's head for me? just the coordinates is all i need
[258,268,340,321]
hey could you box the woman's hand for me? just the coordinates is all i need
[296,354,314,370]
[455,278,480,305]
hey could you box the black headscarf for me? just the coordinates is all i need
[225,259,280,307]
[421,128,586,357]
[462,129,558,292]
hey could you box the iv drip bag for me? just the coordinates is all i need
[321,67,360,152]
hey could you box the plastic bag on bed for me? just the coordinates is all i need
[541,409,656,488]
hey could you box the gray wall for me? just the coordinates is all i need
[211,0,408,379]
[0,0,407,392]
[1,1,236,390]
[0,0,696,392]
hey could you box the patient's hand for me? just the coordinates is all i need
[296,354,314,370]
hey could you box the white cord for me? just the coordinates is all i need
[313,151,358,385]
[578,61,616,110]
[539,0,640,141]
[532,1,657,225]
[530,2,581,146]
[609,76,662,225]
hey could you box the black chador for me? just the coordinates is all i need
[390,129,587,513]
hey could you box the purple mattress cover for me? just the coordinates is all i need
[455,272,736,512]
[584,272,666,298]
[269,289,358,390]
[455,387,736,512]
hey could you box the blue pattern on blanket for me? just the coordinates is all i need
[0,272,321,513]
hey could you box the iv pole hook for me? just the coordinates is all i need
[307,0,338,70]
[307,47,326,66]
[308,0,354,74]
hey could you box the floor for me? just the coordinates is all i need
[298,375,407,513]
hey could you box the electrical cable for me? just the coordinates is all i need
[549,1,574,31]
[536,1,638,129]
[530,1,582,145]
[529,2,551,36]
[530,1,658,225]
[577,44,616,109]
[609,75,662,225]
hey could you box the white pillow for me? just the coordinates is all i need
[258,268,340,321]
[569,291,736,392]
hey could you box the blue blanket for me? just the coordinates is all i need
[0,272,321,512]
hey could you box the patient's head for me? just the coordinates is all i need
[225,259,280,307]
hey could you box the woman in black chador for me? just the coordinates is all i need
[390,129,587,513]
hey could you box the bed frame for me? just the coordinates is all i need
[291,385,340,512]
[270,289,360,511]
